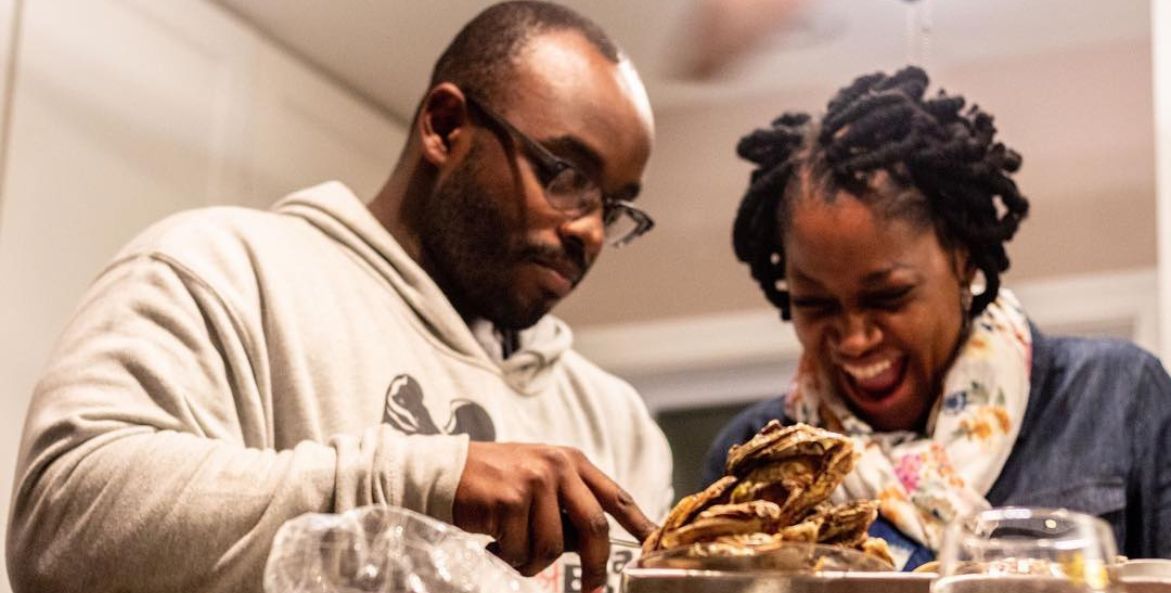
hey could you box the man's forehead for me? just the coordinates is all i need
[514,33,647,112]
[497,30,654,188]
[521,29,602,81]
[615,58,655,135]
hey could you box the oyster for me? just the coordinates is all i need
[688,532,786,558]
[861,537,895,566]
[712,532,784,548]
[642,421,892,570]
[777,514,824,543]
[660,500,782,549]
[726,421,857,518]
[809,500,879,548]
[643,475,737,554]
[662,475,738,532]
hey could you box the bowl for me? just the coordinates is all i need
[637,541,894,573]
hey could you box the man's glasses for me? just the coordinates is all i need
[463,94,654,248]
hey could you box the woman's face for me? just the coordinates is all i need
[783,190,968,432]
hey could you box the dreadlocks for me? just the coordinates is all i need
[732,66,1029,320]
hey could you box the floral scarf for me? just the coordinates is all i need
[784,289,1032,551]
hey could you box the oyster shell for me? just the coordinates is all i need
[643,475,737,554]
[860,537,895,566]
[808,499,879,547]
[777,514,824,543]
[689,532,787,558]
[660,500,781,549]
[726,421,857,516]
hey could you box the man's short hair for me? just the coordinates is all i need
[429,1,621,108]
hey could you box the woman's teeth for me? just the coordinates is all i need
[842,359,893,380]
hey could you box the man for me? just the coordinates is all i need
[7,3,672,592]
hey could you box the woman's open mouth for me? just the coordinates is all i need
[839,355,908,402]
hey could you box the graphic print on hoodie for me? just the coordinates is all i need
[383,373,497,441]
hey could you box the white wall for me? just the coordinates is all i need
[0,0,16,221]
[0,1,405,591]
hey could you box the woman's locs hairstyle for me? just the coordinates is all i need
[732,66,1030,321]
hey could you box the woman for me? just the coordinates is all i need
[702,66,1171,568]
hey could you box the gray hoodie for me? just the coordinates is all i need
[7,181,673,593]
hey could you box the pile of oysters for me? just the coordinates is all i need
[643,420,893,567]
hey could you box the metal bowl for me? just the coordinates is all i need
[637,542,893,573]
[622,568,933,593]
[625,542,930,593]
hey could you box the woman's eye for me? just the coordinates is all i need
[791,298,837,315]
[867,288,913,310]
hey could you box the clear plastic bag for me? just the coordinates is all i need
[264,505,541,593]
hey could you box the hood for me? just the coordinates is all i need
[276,182,572,393]
[469,317,575,395]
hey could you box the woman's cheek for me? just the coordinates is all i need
[792,317,824,351]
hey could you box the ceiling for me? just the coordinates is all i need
[213,0,1156,328]
[214,0,1148,120]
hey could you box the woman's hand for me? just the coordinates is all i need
[452,441,657,592]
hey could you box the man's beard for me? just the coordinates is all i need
[419,142,589,330]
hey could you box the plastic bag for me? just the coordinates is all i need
[264,504,541,593]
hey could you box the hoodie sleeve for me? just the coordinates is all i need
[7,254,469,593]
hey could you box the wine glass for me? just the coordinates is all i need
[931,507,1120,593]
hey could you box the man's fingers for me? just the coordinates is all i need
[494,494,531,569]
[457,442,653,591]
[573,452,657,542]
[559,474,611,593]
[517,486,564,576]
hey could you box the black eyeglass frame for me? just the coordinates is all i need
[462,93,655,248]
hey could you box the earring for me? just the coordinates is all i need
[961,285,973,316]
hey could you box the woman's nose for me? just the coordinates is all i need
[833,311,881,357]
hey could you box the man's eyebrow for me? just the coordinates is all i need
[618,181,642,202]
[542,135,642,201]
[542,135,603,173]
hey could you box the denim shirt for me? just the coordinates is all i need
[701,324,1171,567]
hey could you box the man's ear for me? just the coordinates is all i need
[417,83,470,167]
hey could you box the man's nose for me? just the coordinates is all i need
[558,209,605,257]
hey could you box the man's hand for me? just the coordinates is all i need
[452,442,657,592]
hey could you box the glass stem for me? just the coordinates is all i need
[905,0,934,68]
